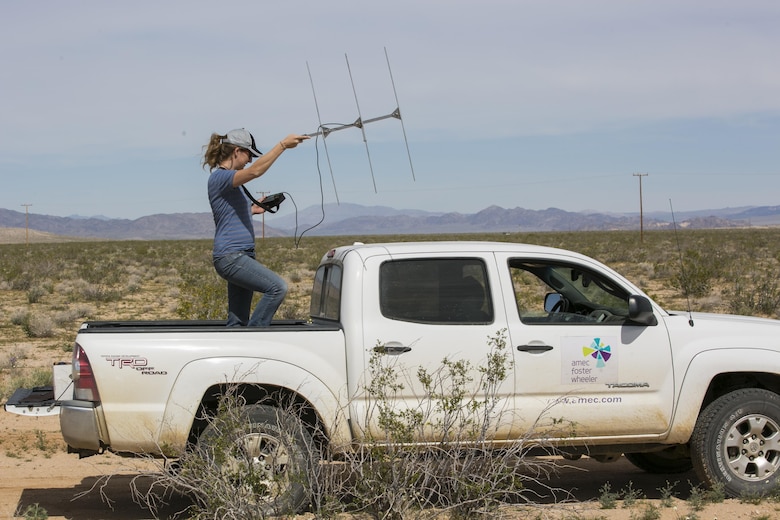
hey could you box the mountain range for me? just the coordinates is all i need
[1,204,778,241]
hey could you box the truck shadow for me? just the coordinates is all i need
[15,457,702,519]
[16,474,194,520]
[521,456,702,504]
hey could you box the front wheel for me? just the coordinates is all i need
[690,388,780,497]
[197,403,317,515]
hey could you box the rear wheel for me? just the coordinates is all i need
[197,403,316,515]
[691,388,780,497]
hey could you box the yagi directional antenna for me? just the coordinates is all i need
[305,47,416,202]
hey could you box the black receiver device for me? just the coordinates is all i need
[241,187,286,213]
[258,192,286,213]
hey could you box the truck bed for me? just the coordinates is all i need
[77,319,340,333]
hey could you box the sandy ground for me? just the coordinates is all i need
[1,231,778,518]
[1,408,778,519]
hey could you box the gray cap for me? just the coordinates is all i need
[222,128,263,157]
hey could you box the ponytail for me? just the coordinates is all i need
[202,133,238,170]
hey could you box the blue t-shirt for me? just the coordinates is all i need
[208,168,255,258]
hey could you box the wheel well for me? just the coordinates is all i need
[700,372,780,411]
[188,383,329,450]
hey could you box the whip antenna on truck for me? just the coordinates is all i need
[670,199,695,327]
[304,47,416,200]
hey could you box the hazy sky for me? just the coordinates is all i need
[2,1,778,220]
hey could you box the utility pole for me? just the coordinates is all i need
[20,204,32,247]
[633,173,648,243]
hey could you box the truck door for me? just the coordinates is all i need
[494,253,675,440]
[350,253,517,443]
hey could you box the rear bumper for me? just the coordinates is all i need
[59,400,105,452]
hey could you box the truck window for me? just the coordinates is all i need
[380,258,493,324]
[509,259,629,325]
[310,264,342,321]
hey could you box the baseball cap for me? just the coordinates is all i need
[222,128,263,157]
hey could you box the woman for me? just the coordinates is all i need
[202,128,309,326]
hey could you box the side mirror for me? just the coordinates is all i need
[544,293,565,313]
[628,295,657,326]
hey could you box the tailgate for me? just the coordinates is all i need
[5,386,59,416]
[3,362,73,416]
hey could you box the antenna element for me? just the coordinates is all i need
[304,48,416,196]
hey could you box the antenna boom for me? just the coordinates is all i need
[303,110,401,138]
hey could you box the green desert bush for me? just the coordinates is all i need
[176,265,227,320]
[0,367,51,402]
[725,272,780,317]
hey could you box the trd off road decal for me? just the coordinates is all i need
[102,355,168,376]
[561,337,618,385]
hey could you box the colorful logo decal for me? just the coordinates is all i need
[561,336,619,385]
[582,337,612,368]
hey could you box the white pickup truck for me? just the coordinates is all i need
[7,241,780,508]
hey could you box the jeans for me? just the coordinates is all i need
[213,250,288,327]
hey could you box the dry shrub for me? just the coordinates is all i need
[22,313,56,338]
[130,331,568,520]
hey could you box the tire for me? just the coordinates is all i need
[197,403,316,515]
[624,448,693,474]
[690,388,780,497]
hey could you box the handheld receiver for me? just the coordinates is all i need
[241,187,286,214]
[257,192,286,213]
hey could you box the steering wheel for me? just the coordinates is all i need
[589,309,614,322]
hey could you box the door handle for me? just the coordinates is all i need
[374,341,412,355]
[517,344,553,353]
